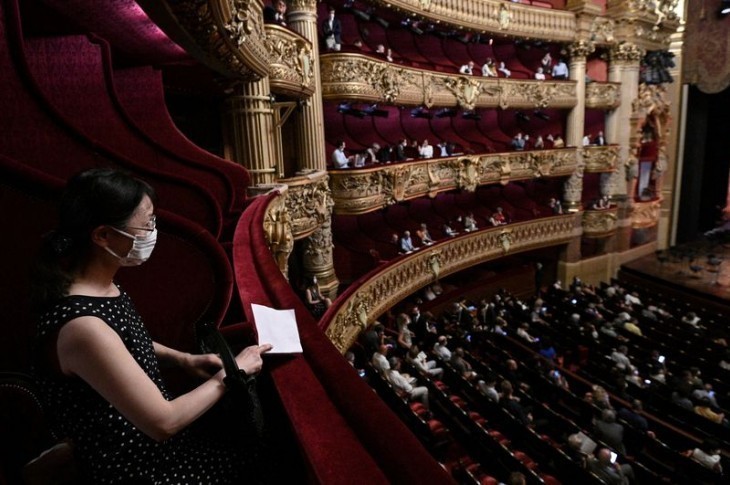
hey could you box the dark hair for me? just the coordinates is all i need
[31,169,156,311]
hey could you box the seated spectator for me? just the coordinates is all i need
[541,52,553,71]
[443,222,458,237]
[304,275,332,318]
[565,433,589,466]
[263,0,287,25]
[534,67,546,80]
[594,130,606,146]
[671,388,695,411]
[489,207,508,226]
[588,448,635,485]
[459,61,475,75]
[481,58,498,77]
[552,134,565,148]
[418,139,434,159]
[399,231,416,253]
[594,409,626,454]
[391,232,402,253]
[395,138,409,161]
[538,337,557,361]
[551,58,569,80]
[592,385,613,410]
[377,144,392,163]
[436,140,450,157]
[681,311,701,328]
[353,152,366,168]
[694,398,726,425]
[623,319,642,336]
[322,7,342,51]
[533,135,545,149]
[365,143,381,164]
[582,134,592,146]
[611,345,634,372]
[498,61,511,78]
[406,345,443,379]
[450,348,478,380]
[500,381,533,426]
[374,44,394,62]
[624,291,642,306]
[416,223,434,245]
[517,323,539,344]
[523,134,531,150]
[463,213,478,232]
[477,374,500,402]
[396,313,414,351]
[363,323,385,355]
[688,439,723,473]
[511,133,526,151]
[331,140,353,168]
[548,197,564,214]
[434,335,452,360]
[371,344,391,373]
[507,472,527,485]
[386,357,429,409]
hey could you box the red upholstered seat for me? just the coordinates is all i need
[481,477,499,485]
[540,473,561,485]
[513,451,539,470]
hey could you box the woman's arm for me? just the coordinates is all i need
[153,342,222,379]
[305,288,320,305]
[57,316,271,442]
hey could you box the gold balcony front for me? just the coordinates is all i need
[329,148,578,215]
[320,54,577,110]
[585,82,622,109]
[582,208,619,237]
[323,214,576,352]
[583,145,619,173]
[264,25,315,97]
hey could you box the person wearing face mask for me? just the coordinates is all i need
[304,275,332,318]
[31,168,272,484]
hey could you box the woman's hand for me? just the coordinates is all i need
[181,353,222,380]
[235,344,273,375]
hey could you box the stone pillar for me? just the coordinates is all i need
[602,43,643,202]
[223,79,277,186]
[287,0,327,172]
[302,217,338,298]
[563,41,593,212]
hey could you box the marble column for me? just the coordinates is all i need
[287,0,327,172]
[223,79,277,187]
[563,41,593,212]
[602,43,643,202]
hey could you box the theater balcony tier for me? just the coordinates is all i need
[329,148,577,215]
[320,54,577,110]
[264,25,316,97]
[370,0,576,42]
[582,208,619,238]
[585,82,621,110]
[322,214,577,352]
[583,145,619,173]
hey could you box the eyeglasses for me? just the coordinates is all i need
[125,215,156,232]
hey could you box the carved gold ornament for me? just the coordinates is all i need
[586,82,621,110]
[282,173,333,239]
[582,208,618,237]
[264,26,315,96]
[324,215,576,352]
[263,192,294,277]
[630,199,661,228]
[584,145,619,173]
[498,4,512,30]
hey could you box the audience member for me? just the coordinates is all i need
[517,322,539,344]
[594,130,606,146]
[418,139,434,159]
[688,439,723,473]
[478,374,500,402]
[498,61,511,78]
[551,58,569,79]
[372,344,391,373]
[443,222,458,237]
[594,409,626,454]
[459,61,475,75]
[395,139,408,161]
[331,140,353,168]
[552,134,565,148]
[363,323,385,355]
[416,223,434,245]
[489,207,508,226]
[500,381,533,426]
[548,197,564,215]
[399,231,415,253]
[406,345,443,379]
[304,275,332,317]
[434,335,452,360]
[582,134,592,146]
[541,52,553,71]
[263,0,287,26]
[681,311,701,328]
[533,135,545,149]
[694,397,726,425]
[534,67,546,80]
[365,143,381,164]
[511,133,525,150]
[481,58,498,77]
[588,448,635,485]
[386,357,429,409]
[322,7,342,51]
[450,348,478,380]
[463,213,478,232]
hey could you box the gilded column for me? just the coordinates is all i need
[563,40,593,211]
[302,218,338,298]
[287,0,327,172]
[223,79,277,186]
[602,43,643,202]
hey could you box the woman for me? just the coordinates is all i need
[32,169,272,484]
[305,275,331,318]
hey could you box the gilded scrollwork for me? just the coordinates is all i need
[320,54,577,110]
[630,200,662,228]
[610,42,645,63]
[582,209,619,237]
[323,216,576,352]
[264,26,315,95]
[282,173,333,239]
[584,145,619,173]
[329,149,578,215]
[568,39,596,60]
[586,82,621,109]
[589,17,616,45]
[263,193,294,277]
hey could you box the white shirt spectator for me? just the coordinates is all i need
[434,340,452,360]
[552,61,569,79]
[419,142,434,159]
[498,63,511,78]
[582,135,591,146]
[332,147,350,168]
[459,63,474,75]
[372,352,390,373]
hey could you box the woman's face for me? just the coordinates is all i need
[106,195,155,255]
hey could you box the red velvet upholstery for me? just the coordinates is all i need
[234,194,454,483]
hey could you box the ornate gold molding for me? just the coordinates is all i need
[609,41,645,63]
[264,25,315,97]
[320,54,577,110]
[630,199,661,228]
[329,149,578,215]
[582,208,618,237]
[583,145,619,173]
[162,0,269,80]
[368,0,577,42]
[280,171,333,239]
[263,191,294,278]
[323,215,577,352]
[585,82,622,109]
[607,1,679,51]
[627,83,671,185]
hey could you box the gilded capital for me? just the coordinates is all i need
[568,40,595,60]
[288,0,317,12]
[610,42,644,63]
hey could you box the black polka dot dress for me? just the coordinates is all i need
[36,290,245,484]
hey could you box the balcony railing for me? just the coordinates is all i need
[585,82,621,109]
[583,145,619,173]
[320,54,577,110]
[582,208,619,237]
[322,214,577,352]
[264,24,315,97]
[329,148,577,215]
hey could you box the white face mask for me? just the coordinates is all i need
[105,227,157,266]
